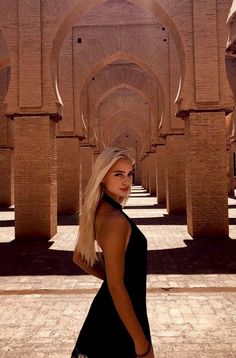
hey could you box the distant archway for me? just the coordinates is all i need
[50,0,185,109]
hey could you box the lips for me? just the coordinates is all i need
[120,187,129,191]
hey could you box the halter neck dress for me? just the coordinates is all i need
[71,193,151,358]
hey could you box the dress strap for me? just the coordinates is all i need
[102,193,123,211]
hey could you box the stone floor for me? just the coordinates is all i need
[0,186,236,357]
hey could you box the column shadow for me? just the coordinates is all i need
[0,236,235,276]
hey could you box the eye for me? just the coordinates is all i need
[114,173,123,177]
[128,172,134,176]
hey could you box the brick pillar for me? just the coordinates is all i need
[0,148,14,206]
[228,145,234,195]
[166,135,186,214]
[147,152,156,195]
[230,142,236,193]
[134,147,141,185]
[57,137,80,214]
[142,157,148,191]
[14,116,57,240]
[185,112,228,238]
[140,159,145,188]
[79,146,94,211]
[0,109,14,206]
[156,144,166,204]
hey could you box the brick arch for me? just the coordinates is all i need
[80,51,165,118]
[110,127,144,149]
[50,0,185,108]
[94,83,153,121]
[83,63,156,119]
[97,89,151,149]
[103,111,146,148]
[99,89,149,125]
[108,121,144,147]
[112,131,141,147]
[108,122,146,157]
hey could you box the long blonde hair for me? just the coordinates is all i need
[74,147,135,267]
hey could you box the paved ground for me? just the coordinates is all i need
[0,186,236,357]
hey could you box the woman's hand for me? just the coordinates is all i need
[147,346,154,358]
[135,341,154,357]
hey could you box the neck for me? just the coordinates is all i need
[103,190,123,204]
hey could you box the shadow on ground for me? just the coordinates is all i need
[0,198,236,276]
[0,236,235,276]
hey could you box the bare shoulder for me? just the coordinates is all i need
[95,201,130,249]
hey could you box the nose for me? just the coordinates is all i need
[122,175,132,186]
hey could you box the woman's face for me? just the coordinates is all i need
[102,158,134,202]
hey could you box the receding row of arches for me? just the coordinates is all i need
[0,0,236,242]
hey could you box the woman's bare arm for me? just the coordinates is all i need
[97,212,152,356]
[73,251,105,280]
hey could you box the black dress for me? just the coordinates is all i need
[71,193,151,358]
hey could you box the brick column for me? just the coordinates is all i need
[230,142,236,193]
[14,116,57,240]
[185,111,228,238]
[156,144,166,204]
[228,145,235,195]
[147,152,156,196]
[166,135,186,214]
[0,148,14,206]
[142,157,148,191]
[0,113,14,206]
[79,146,94,211]
[57,137,80,214]
[140,159,145,188]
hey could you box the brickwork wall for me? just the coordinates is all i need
[18,0,42,108]
[14,116,57,239]
[57,137,80,214]
[230,141,236,191]
[86,63,159,146]
[0,1,19,112]
[165,135,186,213]
[0,68,9,146]
[156,145,166,204]
[0,148,13,205]
[58,30,74,133]
[168,37,183,131]
[72,22,170,139]
[80,146,94,210]
[148,153,157,196]
[228,146,235,194]
[0,66,13,206]
[141,158,148,190]
[185,112,228,238]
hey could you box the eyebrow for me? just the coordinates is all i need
[112,170,134,174]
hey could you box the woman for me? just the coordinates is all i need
[71,147,154,358]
